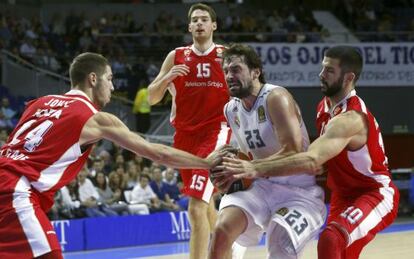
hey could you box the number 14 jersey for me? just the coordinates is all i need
[0,90,97,210]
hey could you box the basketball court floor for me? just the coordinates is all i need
[64,220,414,259]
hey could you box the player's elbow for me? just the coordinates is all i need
[147,97,158,106]
[147,90,159,106]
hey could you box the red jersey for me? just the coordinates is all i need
[316,90,392,197]
[0,90,97,211]
[170,44,229,131]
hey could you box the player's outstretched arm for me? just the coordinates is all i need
[222,110,367,178]
[147,50,190,105]
[80,112,227,169]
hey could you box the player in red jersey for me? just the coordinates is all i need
[0,52,228,259]
[220,46,400,259]
[147,3,234,259]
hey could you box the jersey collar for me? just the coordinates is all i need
[325,89,357,116]
[191,43,215,56]
[65,89,92,101]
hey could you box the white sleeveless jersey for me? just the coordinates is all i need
[224,84,316,187]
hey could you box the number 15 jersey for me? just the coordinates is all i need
[170,43,229,132]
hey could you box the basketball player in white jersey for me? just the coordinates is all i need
[208,44,326,259]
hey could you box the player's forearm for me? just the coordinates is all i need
[147,79,170,105]
[151,144,210,169]
[253,152,321,177]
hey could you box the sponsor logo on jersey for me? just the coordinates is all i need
[276,207,289,216]
[234,115,240,128]
[185,57,191,62]
[258,105,266,123]
[215,58,223,64]
[184,81,224,88]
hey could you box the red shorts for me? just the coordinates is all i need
[327,184,399,258]
[0,171,62,258]
[174,122,230,203]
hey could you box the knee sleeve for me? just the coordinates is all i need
[317,224,348,259]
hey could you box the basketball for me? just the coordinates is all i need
[226,151,254,194]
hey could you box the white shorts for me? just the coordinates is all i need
[219,179,327,253]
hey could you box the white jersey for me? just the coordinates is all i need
[224,83,315,187]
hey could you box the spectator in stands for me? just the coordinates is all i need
[60,179,87,219]
[163,167,189,210]
[150,167,180,211]
[19,37,37,61]
[132,83,151,134]
[132,154,145,170]
[0,96,17,129]
[114,165,128,190]
[108,171,125,197]
[0,128,8,147]
[79,29,93,50]
[77,167,118,217]
[99,149,113,174]
[114,153,126,169]
[95,172,129,215]
[89,157,105,178]
[130,174,162,213]
[126,161,141,189]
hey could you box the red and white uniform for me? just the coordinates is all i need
[0,90,97,258]
[170,44,230,202]
[316,90,399,257]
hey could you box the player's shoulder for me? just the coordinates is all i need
[224,98,241,113]
[261,84,288,100]
[346,95,368,115]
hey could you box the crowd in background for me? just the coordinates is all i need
[48,140,191,220]
[333,0,414,41]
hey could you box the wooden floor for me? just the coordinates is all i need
[149,230,414,259]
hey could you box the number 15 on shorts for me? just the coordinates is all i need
[190,175,206,191]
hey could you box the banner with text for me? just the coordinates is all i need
[247,43,414,87]
[53,211,191,252]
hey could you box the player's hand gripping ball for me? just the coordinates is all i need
[210,151,254,194]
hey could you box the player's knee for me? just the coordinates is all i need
[212,220,235,248]
[188,199,208,221]
[317,224,347,259]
